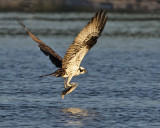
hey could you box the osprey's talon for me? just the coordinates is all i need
[67,84,72,87]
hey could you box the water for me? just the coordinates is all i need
[0,12,160,128]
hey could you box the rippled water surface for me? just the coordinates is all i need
[0,12,160,128]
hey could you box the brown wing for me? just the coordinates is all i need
[62,10,108,70]
[16,17,62,68]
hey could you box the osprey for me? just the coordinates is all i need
[16,10,108,98]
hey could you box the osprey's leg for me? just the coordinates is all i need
[66,75,73,87]
[64,78,67,88]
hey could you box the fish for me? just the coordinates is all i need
[61,83,78,99]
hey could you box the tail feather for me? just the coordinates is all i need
[52,69,65,77]
[40,72,54,78]
[40,69,65,78]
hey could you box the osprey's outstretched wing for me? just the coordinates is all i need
[16,18,62,68]
[62,10,108,70]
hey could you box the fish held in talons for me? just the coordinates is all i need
[61,83,78,99]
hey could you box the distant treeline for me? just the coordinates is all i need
[1,1,95,12]
[0,0,159,13]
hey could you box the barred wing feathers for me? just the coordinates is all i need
[62,10,108,70]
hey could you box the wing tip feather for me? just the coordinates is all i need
[15,17,28,31]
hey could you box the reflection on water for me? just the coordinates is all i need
[62,108,89,116]
[62,108,96,127]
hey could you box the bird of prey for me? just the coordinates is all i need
[16,10,108,98]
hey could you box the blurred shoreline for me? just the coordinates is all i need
[0,0,160,13]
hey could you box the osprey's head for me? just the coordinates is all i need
[79,67,87,74]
